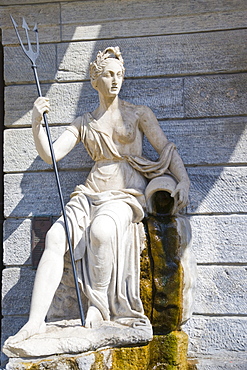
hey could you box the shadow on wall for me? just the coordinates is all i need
[4,153,90,243]
[1,260,35,364]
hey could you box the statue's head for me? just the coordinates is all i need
[90,47,125,91]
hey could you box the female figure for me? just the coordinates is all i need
[7,47,190,344]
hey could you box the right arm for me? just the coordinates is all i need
[32,97,80,164]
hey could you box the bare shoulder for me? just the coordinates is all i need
[121,100,153,119]
[121,100,168,152]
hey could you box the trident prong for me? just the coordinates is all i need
[10,15,39,66]
[33,23,40,57]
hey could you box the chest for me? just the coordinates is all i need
[112,118,138,144]
[95,112,139,145]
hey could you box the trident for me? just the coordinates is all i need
[10,15,85,326]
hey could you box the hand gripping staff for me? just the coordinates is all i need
[10,15,85,326]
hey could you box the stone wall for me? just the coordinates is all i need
[1,0,247,368]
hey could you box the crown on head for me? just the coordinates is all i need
[90,46,125,81]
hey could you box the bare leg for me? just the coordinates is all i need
[6,221,67,345]
[85,215,115,328]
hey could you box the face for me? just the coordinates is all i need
[94,59,123,97]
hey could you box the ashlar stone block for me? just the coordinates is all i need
[4,171,89,218]
[4,78,184,127]
[159,116,247,166]
[57,30,247,81]
[4,44,57,85]
[184,73,247,118]
[194,266,247,315]
[189,215,247,264]
[61,0,247,25]
[3,219,31,266]
[183,316,247,356]
[4,127,92,173]
[2,267,35,316]
[187,166,247,214]
[61,11,247,42]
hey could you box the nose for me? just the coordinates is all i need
[112,76,118,86]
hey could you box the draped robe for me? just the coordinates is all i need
[63,112,176,324]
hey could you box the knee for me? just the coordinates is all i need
[90,215,116,246]
[45,221,67,255]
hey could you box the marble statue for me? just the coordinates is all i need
[4,47,190,350]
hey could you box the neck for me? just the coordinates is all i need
[98,93,120,115]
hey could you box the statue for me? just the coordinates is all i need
[4,47,190,351]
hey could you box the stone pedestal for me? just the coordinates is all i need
[5,332,189,370]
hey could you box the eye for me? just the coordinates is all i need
[103,72,111,77]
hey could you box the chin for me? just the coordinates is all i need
[108,91,119,97]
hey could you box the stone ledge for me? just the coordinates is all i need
[3,331,188,370]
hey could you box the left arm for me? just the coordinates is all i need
[139,106,190,209]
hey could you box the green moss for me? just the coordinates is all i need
[140,242,153,320]
[89,351,105,369]
[111,345,150,369]
[149,332,188,370]
[111,332,188,369]
[146,216,184,334]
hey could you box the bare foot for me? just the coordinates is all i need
[4,321,46,346]
[85,306,104,328]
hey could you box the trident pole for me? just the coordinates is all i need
[10,15,85,326]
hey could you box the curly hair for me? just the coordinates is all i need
[90,46,125,83]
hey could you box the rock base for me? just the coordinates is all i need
[3,319,152,359]
[4,331,188,370]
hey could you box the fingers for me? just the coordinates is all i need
[177,190,188,209]
[171,186,189,210]
[35,96,49,105]
[171,188,179,198]
[34,97,50,114]
[32,97,50,124]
